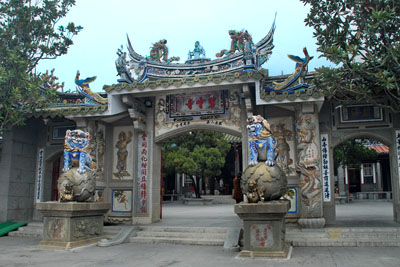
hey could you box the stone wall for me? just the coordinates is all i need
[0,130,12,222]
[0,120,41,222]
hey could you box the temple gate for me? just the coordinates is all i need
[1,19,399,227]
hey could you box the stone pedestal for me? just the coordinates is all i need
[234,200,291,259]
[36,202,110,250]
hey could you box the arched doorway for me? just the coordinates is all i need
[332,132,396,225]
[157,128,243,221]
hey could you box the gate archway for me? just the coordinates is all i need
[331,131,397,223]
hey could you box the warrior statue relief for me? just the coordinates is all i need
[114,131,133,178]
[247,115,276,166]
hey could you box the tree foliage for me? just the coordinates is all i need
[334,138,379,168]
[302,0,400,113]
[162,130,231,198]
[0,0,82,132]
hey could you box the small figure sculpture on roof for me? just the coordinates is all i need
[188,41,206,60]
[39,69,64,92]
[116,45,131,82]
[147,39,180,63]
[216,30,253,57]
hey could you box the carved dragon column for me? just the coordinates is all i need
[295,103,325,228]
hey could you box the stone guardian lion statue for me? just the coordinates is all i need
[59,129,96,202]
[247,115,276,166]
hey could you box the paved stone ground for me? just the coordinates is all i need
[1,236,400,267]
[156,201,242,227]
[157,200,398,227]
[333,200,398,227]
[1,200,399,267]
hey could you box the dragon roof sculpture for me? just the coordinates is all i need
[115,17,276,84]
[264,47,313,93]
[75,71,108,105]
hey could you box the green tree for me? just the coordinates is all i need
[0,0,82,132]
[334,138,379,168]
[301,0,400,113]
[162,130,231,198]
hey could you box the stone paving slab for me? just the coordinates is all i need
[1,236,400,267]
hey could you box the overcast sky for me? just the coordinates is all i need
[37,0,334,92]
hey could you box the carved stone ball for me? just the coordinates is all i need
[58,167,96,202]
[242,163,287,202]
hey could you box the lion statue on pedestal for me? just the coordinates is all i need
[58,129,96,202]
[242,115,287,203]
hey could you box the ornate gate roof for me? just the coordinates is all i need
[114,18,276,83]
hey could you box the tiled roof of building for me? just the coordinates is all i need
[223,133,241,143]
[103,71,265,93]
[30,105,108,118]
[366,144,389,154]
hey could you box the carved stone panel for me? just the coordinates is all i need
[154,90,243,139]
[295,113,322,217]
[45,218,66,241]
[250,224,274,248]
[72,217,102,239]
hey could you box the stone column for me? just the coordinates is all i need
[392,128,400,222]
[338,165,346,196]
[360,164,365,185]
[295,104,325,228]
[129,100,158,224]
[175,173,181,195]
[234,143,240,176]
[241,84,252,170]
[376,162,382,191]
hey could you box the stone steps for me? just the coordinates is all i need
[139,225,226,233]
[8,222,42,238]
[136,230,226,239]
[130,226,226,246]
[287,227,400,247]
[130,236,225,246]
[7,222,123,239]
[9,223,400,247]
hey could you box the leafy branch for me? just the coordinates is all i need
[302,0,400,113]
[0,0,82,131]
